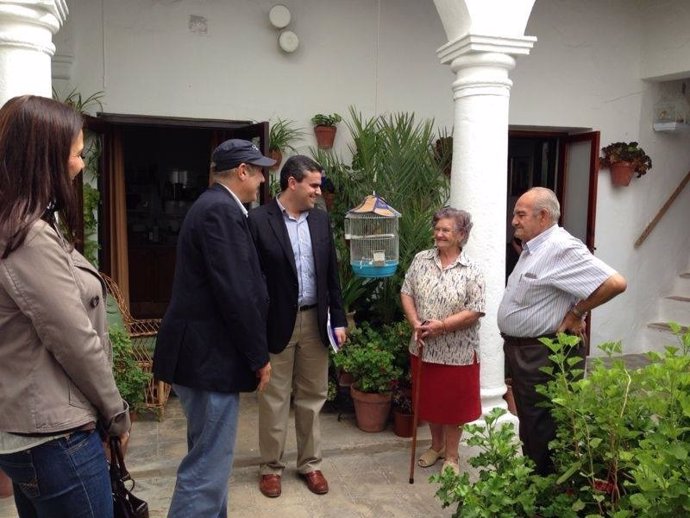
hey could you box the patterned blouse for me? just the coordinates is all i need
[401,248,486,366]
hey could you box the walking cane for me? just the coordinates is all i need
[408,342,424,484]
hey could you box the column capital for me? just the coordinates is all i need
[437,33,536,67]
[0,0,68,58]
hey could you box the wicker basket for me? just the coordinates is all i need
[101,273,171,417]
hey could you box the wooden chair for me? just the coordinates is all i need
[100,272,171,417]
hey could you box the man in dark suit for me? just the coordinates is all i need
[153,139,274,518]
[248,155,347,498]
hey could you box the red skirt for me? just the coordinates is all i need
[410,354,481,425]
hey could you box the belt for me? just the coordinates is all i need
[298,303,317,312]
[500,333,557,346]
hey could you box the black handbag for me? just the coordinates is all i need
[110,437,149,518]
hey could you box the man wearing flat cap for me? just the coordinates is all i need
[154,139,275,517]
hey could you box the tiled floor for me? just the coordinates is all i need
[0,393,461,518]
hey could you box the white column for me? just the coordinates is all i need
[434,1,536,423]
[0,0,69,106]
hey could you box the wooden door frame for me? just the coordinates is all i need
[557,131,600,251]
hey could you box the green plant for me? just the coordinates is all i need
[391,380,412,413]
[311,109,449,324]
[53,88,105,264]
[433,327,690,517]
[539,327,690,516]
[109,325,151,413]
[332,322,402,393]
[433,407,576,518]
[600,141,652,177]
[311,113,342,127]
[268,118,305,152]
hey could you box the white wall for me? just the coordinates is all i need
[512,0,690,351]
[640,0,690,80]
[56,0,454,154]
[57,0,690,352]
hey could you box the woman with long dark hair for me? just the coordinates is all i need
[0,95,130,518]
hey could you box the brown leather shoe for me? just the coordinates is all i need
[299,470,329,495]
[259,474,281,498]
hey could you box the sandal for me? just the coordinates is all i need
[418,447,445,468]
[441,459,460,475]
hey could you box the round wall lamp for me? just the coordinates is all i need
[278,30,299,53]
[269,5,291,29]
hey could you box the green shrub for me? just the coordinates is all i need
[109,325,151,413]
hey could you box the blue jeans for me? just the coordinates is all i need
[168,384,240,518]
[0,430,112,518]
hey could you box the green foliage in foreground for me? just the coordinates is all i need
[433,325,690,517]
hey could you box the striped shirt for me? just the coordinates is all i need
[401,248,485,366]
[497,225,615,337]
[276,197,316,306]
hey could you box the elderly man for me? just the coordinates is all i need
[497,187,626,475]
[154,139,274,517]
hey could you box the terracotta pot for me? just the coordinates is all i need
[504,378,517,416]
[350,385,392,432]
[338,369,355,387]
[609,161,634,187]
[268,149,282,170]
[314,125,337,149]
[393,408,414,437]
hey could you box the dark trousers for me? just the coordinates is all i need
[503,335,585,476]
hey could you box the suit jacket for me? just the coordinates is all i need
[153,184,270,393]
[247,198,346,354]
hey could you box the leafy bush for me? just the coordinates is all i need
[432,407,576,518]
[433,326,690,517]
[109,325,151,413]
[311,108,449,324]
[332,321,402,393]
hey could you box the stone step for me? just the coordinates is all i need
[675,272,690,293]
[657,295,690,324]
[643,322,689,353]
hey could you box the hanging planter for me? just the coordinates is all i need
[600,141,652,187]
[609,161,635,187]
[311,113,342,149]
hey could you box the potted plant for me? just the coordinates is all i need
[600,141,652,186]
[311,112,342,149]
[268,118,305,170]
[333,322,402,432]
[109,325,151,416]
[391,380,414,437]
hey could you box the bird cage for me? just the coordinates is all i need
[344,194,401,278]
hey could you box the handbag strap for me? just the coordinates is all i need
[109,437,132,484]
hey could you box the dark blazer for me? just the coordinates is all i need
[153,184,270,393]
[248,198,346,354]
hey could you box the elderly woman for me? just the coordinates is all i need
[400,207,486,474]
[0,96,130,517]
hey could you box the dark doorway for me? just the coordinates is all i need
[505,130,600,280]
[91,114,268,318]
